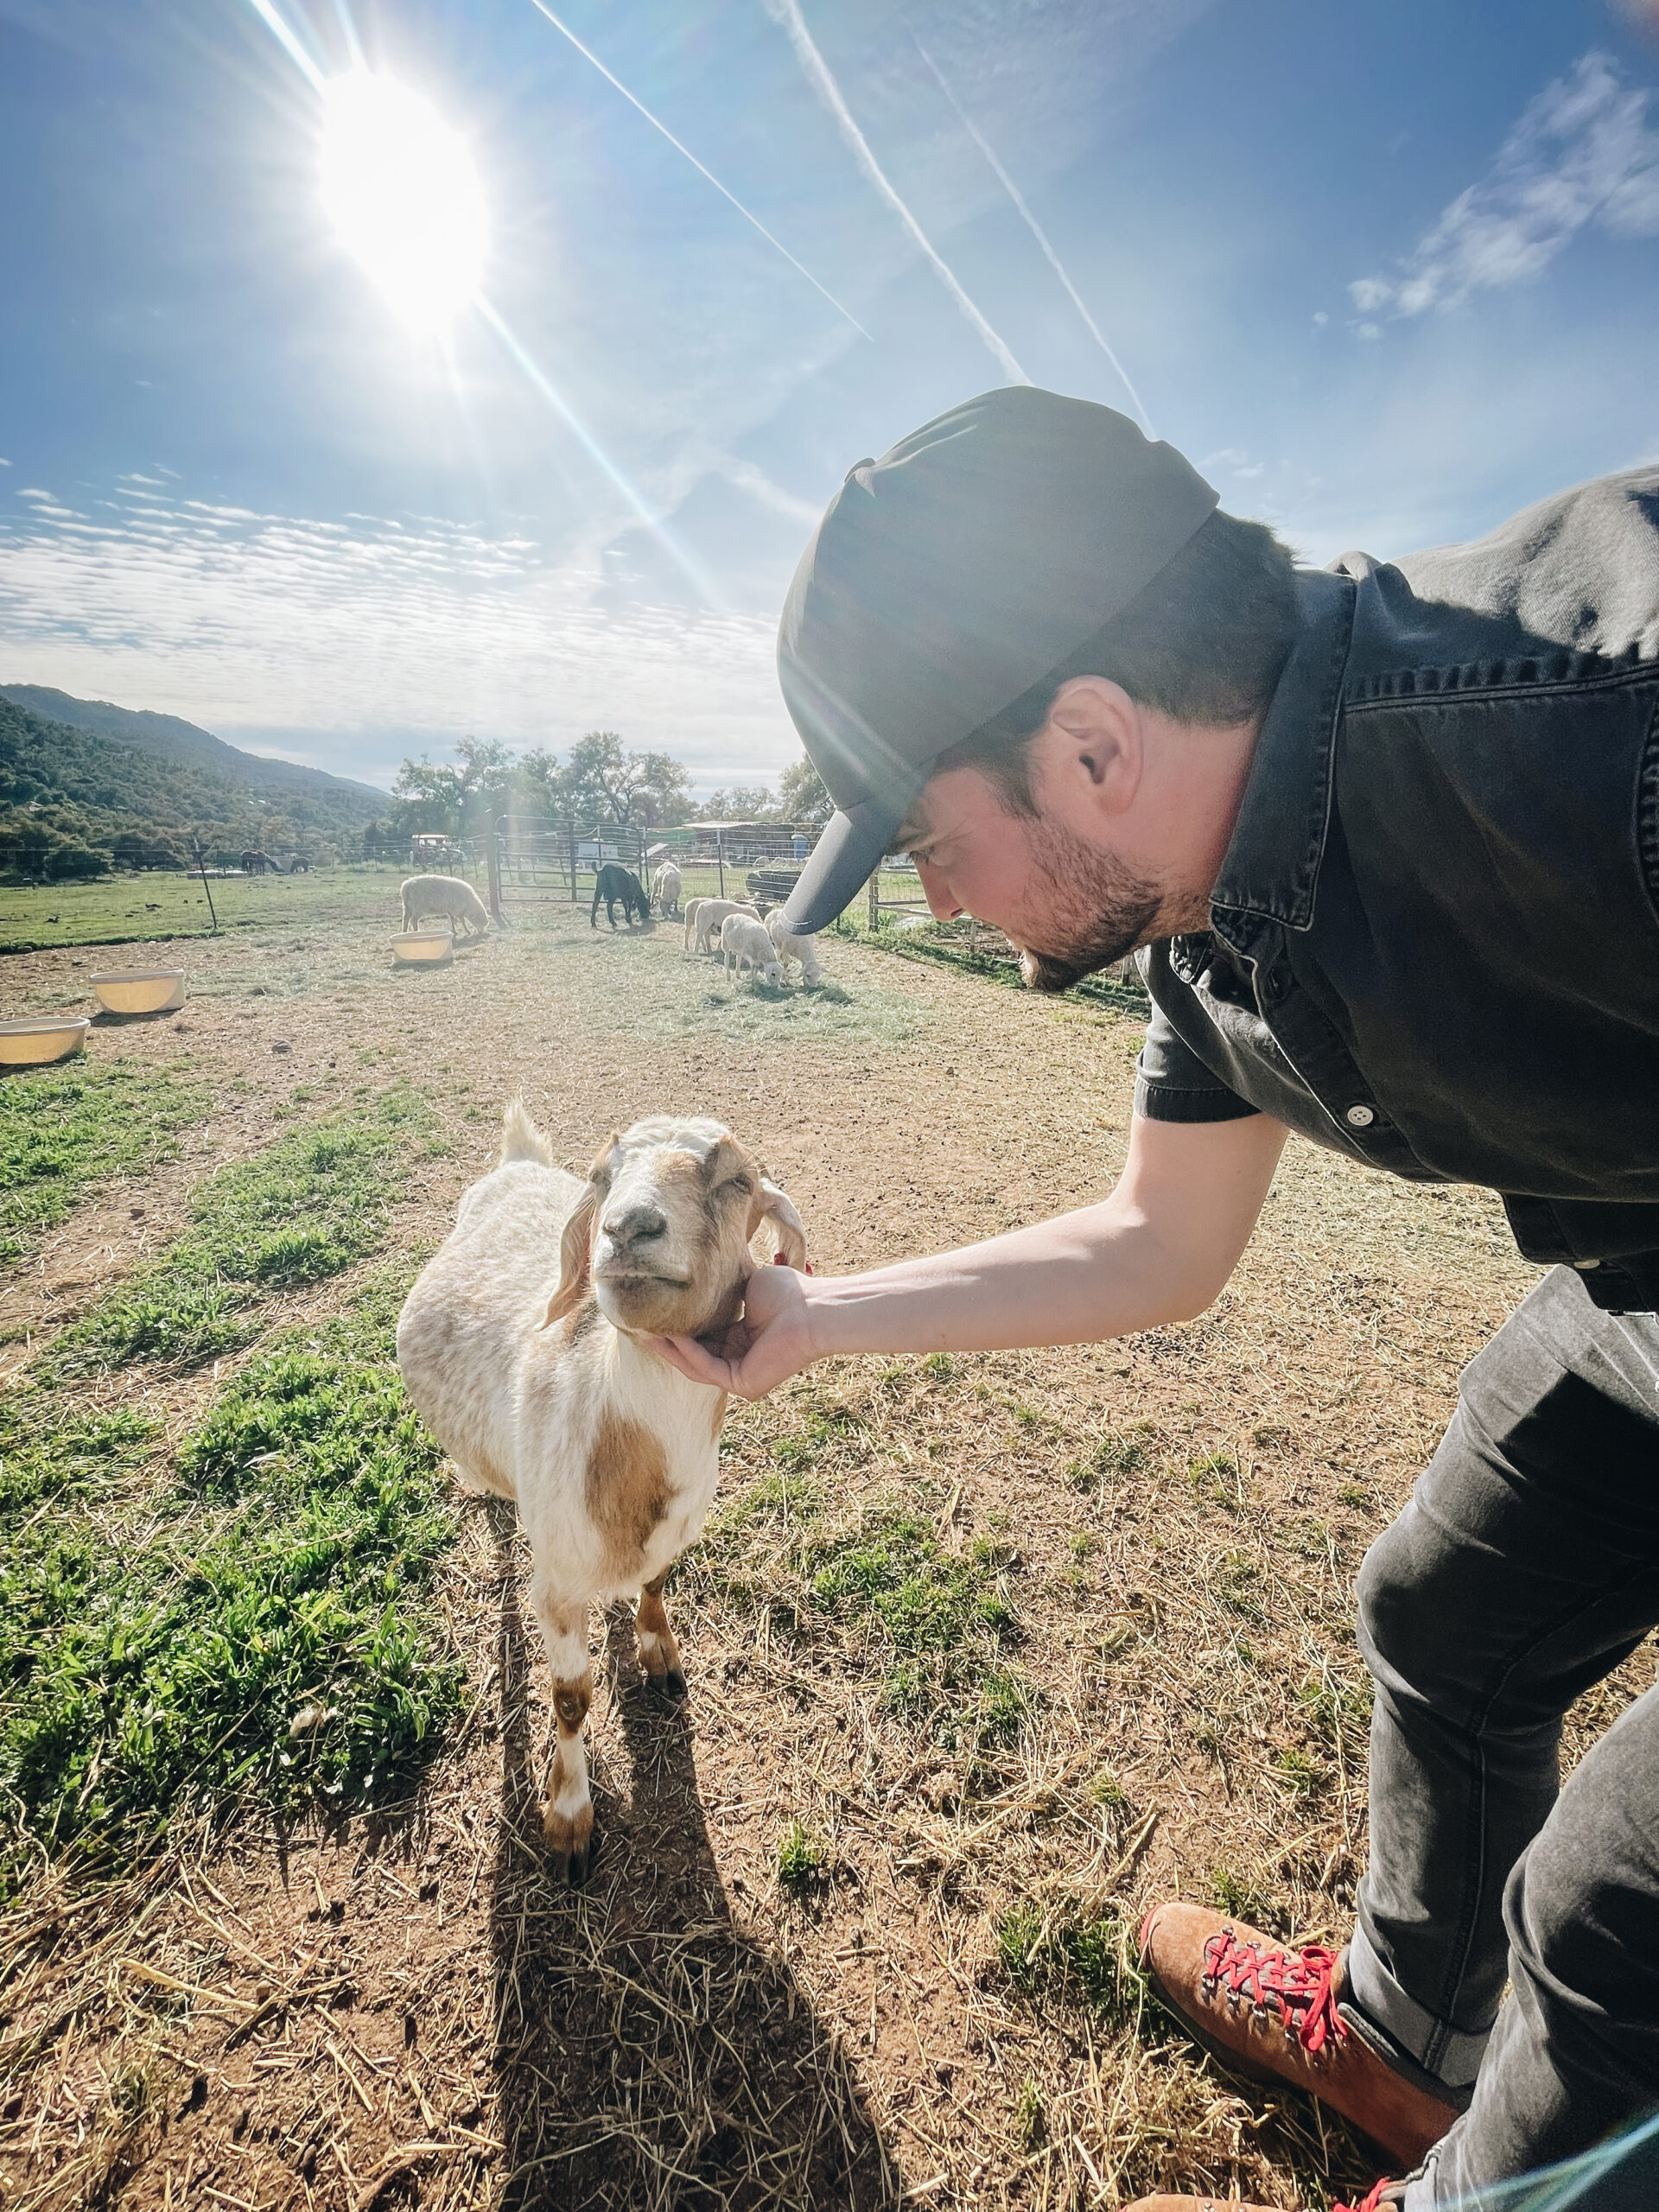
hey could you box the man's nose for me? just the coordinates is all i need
[603,1201,667,1247]
[916,859,963,920]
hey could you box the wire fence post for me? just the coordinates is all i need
[716,830,727,901]
[191,834,219,932]
[868,867,880,931]
[486,820,504,924]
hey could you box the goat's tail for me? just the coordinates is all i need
[499,1094,554,1167]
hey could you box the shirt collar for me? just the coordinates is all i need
[1209,566,1355,937]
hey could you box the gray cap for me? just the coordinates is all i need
[777,385,1217,932]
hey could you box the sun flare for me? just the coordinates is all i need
[320,70,487,334]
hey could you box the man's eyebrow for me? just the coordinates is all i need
[896,804,931,848]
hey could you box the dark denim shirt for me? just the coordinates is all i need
[1135,466,1659,1312]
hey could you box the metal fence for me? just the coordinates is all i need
[484,817,832,919]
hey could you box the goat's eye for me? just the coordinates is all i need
[723,1174,753,1198]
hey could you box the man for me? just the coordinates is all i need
[655,387,1659,2210]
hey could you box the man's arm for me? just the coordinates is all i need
[654,1109,1288,1397]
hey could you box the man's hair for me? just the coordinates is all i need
[927,509,1299,817]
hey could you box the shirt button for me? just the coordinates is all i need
[1345,1103,1376,1128]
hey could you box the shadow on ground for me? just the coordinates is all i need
[486,1509,894,2210]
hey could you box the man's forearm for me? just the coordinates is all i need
[798,1110,1288,1360]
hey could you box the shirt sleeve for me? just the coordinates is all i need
[1134,995,1261,1124]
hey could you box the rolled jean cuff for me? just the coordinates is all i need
[1345,1923,1491,2092]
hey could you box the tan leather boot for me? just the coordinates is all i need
[1139,1902,1459,2169]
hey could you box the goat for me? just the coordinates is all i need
[396,1101,809,1882]
[652,861,683,918]
[721,912,785,986]
[591,863,650,930]
[766,908,823,986]
[402,874,490,938]
[690,898,759,955]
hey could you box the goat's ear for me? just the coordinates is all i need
[755,1174,809,1273]
[540,1138,614,1328]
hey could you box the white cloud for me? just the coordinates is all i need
[0,477,798,785]
[1349,51,1659,326]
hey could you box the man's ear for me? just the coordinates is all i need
[541,1137,615,1327]
[1046,677,1143,814]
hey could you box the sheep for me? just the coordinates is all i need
[681,897,708,955]
[721,912,785,987]
[396,1100,809,1882]
[766,907,823,987]
[591,863,650,930]
[652,861,683,918]
[402,873,491,938]
[690,898,759,956]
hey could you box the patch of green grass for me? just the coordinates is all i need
[0,1058,207,1262]
[1189,1449,1242,1512]
[995,1903,1150,2031]
[1066,1425,1154,1492]
[776,1819,830,1891]
[1297,1664,1373,1746]
[1211,1866,1276,1928]
[0,1392,160,1516]
[48,1088,444,1373]
[0,1289,461,1886]
[1012,2075,1046,2152]
[1212,1549,1266,1624]
[1271,1746,1326,1799]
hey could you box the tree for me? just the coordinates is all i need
[561,732,693,826]
[777,753,833,823]
[694,784,779,822]
[391,736,516,836]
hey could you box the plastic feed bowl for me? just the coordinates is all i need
[391,930,454,967]
[91,968,187,1015]
[0,1017,90,1067]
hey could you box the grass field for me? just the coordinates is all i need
[0,874,1644,2211]
[0,863,414,955]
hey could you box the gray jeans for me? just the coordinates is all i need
[1344,1268,1659,2206]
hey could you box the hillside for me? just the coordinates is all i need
[1,685,386,821]
[0,693,375,876]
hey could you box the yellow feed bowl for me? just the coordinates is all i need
[91,968,187,1015]
[391,930,454,967]
[0,1017,90,1067]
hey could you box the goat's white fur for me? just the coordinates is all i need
[396,1099,807,1878]
[691,898,759,955]
[652,861,683,918]
[721,912,785,986]
[765,907,823,985]
[401,873,489,938]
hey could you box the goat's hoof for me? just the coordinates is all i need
[651,1668,689,1705]
[544,1801,594,1884]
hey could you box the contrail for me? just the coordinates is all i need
[766,0,1028,385]
[474,296,721,607]
[912,37,1152,434]
[525,0,870,341]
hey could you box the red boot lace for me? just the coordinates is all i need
[1199,1926,1347,2056]
[1334,2183,1396,2212]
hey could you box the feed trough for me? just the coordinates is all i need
[0,1016,90,1067]
[91,967,187,1015]
[391,929,454,967]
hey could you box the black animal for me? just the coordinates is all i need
[590,863,651,930]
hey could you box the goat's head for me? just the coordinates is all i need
[544,1116,808,1338]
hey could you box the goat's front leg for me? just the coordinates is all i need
[636,1569,687,1702]
[531,1584,594,1883]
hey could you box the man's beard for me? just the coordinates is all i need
[1012,819,1166,995]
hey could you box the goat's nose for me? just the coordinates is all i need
[603,1202,667,1248]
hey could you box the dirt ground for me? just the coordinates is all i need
[1,887,1650,2212]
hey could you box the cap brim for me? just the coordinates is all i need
[782,787,920,934]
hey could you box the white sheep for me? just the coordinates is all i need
[766,908,823,986]
[691,898,759,956]
[682,897,708,955]
[652,861,683,918]
[396,1101,808,1882]
[721,912,785,986]
[401,873,491,938]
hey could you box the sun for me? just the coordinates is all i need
[320,70,487,334]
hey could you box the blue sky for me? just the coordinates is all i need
[2,0,1656,795]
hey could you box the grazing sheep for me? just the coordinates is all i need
[690,898,760,955]
[721,912,785,987]
[402,873,491,937]
[682,897,708,955]
[591,863,650,930]
[652,861,683,918]
[766,908,823,986]
[396,1101,809,1881]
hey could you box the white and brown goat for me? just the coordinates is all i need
[396,1102,808,1881]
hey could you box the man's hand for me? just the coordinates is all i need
[652,1259,817,1398]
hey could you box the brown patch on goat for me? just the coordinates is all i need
[585,1414,671,1566]
[636,1570,686,1695]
